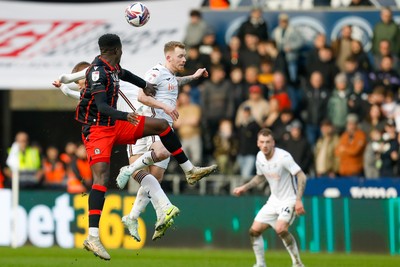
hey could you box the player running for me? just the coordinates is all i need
[233,128,306,267]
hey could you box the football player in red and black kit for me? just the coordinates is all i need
[77,33,216,260]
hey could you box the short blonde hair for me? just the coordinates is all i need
[164,41,185,54]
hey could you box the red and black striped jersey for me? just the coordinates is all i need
[75,56,121,126]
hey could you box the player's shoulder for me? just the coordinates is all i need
[274,147,293,160]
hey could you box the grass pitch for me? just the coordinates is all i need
[0,247,398,267]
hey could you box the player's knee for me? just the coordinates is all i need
[249,228,261,237]
[154,149,169,161]
[275,226,288,236]
[158,119,169,131]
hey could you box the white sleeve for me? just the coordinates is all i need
[59,84,80,100]
[59,67,87,83]
[282,153,302,176]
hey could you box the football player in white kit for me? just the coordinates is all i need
[233,128,307,267]
[117,41,216,241]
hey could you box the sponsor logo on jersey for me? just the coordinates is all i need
[92,71,99,81]
[94,148,101,155]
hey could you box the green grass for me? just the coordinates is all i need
[0,247,399,267]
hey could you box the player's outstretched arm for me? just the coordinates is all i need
[59,68,87,84]
[137,89,179,121]
[52,81,80,100]
[232,175,264,196]
[177,68,208,86]
[295,170,307,216]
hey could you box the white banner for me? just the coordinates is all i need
[0,0,201,90]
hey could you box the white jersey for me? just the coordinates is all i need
[144,63,179,126]
[117,81,155,117]
[256,147,301,202]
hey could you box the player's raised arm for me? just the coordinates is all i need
[233,174,265,196]
[176,68,208,86]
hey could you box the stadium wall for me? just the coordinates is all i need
[0,189,399,254]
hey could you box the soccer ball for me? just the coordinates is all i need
[125,2,150,27]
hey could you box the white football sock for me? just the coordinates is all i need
[150,198,162,221]
[89,227,99,237]
[280,232,302,265]
[180,160,194,173]
[129,186,151,220]
[127,151,155,173]
[140,174,171,210]
[251,235,266,267]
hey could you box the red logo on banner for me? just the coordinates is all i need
[0,20,105,57]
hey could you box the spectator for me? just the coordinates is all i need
[327,73,350,133]
[229,67,247,111]
[213,119,238,175]
[281,120,313,174]
[183,9,210,47]
[343,56,370,93]
[237,7,268,43]
[42,146,67,189]
[223,35,241,70]
[60,141,77,167]
[363,128,383,179]
[268,72,293,112]
[263,40,289,80]
[270,108,294,146]
[350,39,372,73]
[369,55,400,95]
[199,29,218,56]
[236,85,270,127]
[307,45,340,91]
[302,71,330,146]
[372,7,400,58]
[69,144,92,193]
[3,131,43,188]
[200,64,235,157]
[305,33,327,68]
[381,90,397,120]
[209,45,230,74]
[202,0,230,9]
[332,25,353,72]
[238,31,261,71]
[314,119,339,178]
[271,13,303,84]
[174,91,203,166]
[243,65,265,99]
[235,106,261,178]
[360,104,387,137]
[257,59,274,89]
[347,73,370,120]
[373,39,399,70]
[379,120,399,177]
[263,98,280,128]
[335,114,367,177]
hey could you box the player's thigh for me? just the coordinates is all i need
[254,202,279,230]
[142,117,169,137]
[127,138,149,160]
[250,220,270,235]
[275,201,296,233]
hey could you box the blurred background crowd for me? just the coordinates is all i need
[2,0,400,193]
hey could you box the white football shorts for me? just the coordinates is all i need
[254,198,297,229]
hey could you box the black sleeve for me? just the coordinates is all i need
[120,68,146,89]
[94,91,129,121]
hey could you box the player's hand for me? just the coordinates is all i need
[193,68,209,79]
[232,186,246,196]
[164,105,179,121]
[127,112,140,125]
[143,82,157,97]
[52,80,62,88]
[295,200,306,216]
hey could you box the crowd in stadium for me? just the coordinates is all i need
[2,3,400,192]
